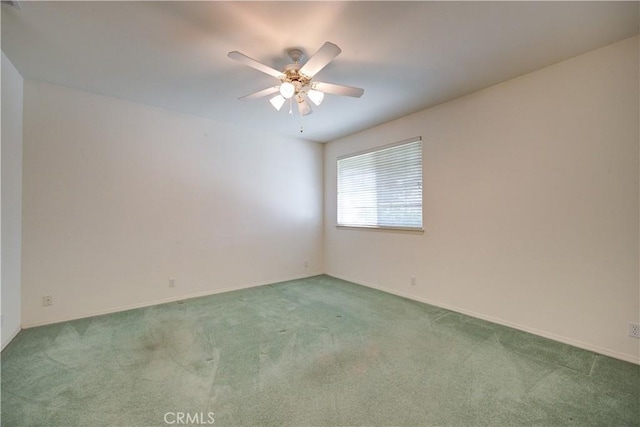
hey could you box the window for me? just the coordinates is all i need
[337,137,423,230]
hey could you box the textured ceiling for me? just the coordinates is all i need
[2,1,638,142]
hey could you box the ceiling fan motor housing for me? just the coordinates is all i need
[283,64,311,95]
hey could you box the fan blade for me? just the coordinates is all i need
[313,82,364,98]
[297,97,313,116]
[238,86,280,101]
[228,51,284,79]
[299,42,341,77]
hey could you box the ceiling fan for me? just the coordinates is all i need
[228,42,364,116]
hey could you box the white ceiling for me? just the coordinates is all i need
[2,1,638,143]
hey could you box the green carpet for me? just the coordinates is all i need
[2,275,638,426]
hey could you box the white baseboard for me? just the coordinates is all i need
[20,271,639,366]
[2,326,22,351]
[327,273,640,365]
[22,272,323,329]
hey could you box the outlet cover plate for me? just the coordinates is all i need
[629,322,640,338]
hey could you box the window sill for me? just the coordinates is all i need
[336,225,424,234]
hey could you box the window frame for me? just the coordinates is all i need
[336,136,424,233]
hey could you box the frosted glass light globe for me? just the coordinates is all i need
[307,90,324,106]
[280,82,295,99]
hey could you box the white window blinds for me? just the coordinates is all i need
[337,137,423,230]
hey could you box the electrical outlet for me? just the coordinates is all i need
[304,261,309,268]
[629,322,640,338]
[169,278,176,288]
[410,276,416,286]
[42,296,53,307]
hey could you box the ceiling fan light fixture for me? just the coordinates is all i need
[229,41,364,118]
[269,94,286,111]
[297,96,312,116]
[307,89,324,106]
[280,82,295,99]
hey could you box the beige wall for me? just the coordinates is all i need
[324,36,639,363]
[1,51,24,349]
[12,36,640,363]
[22,81,324,326]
